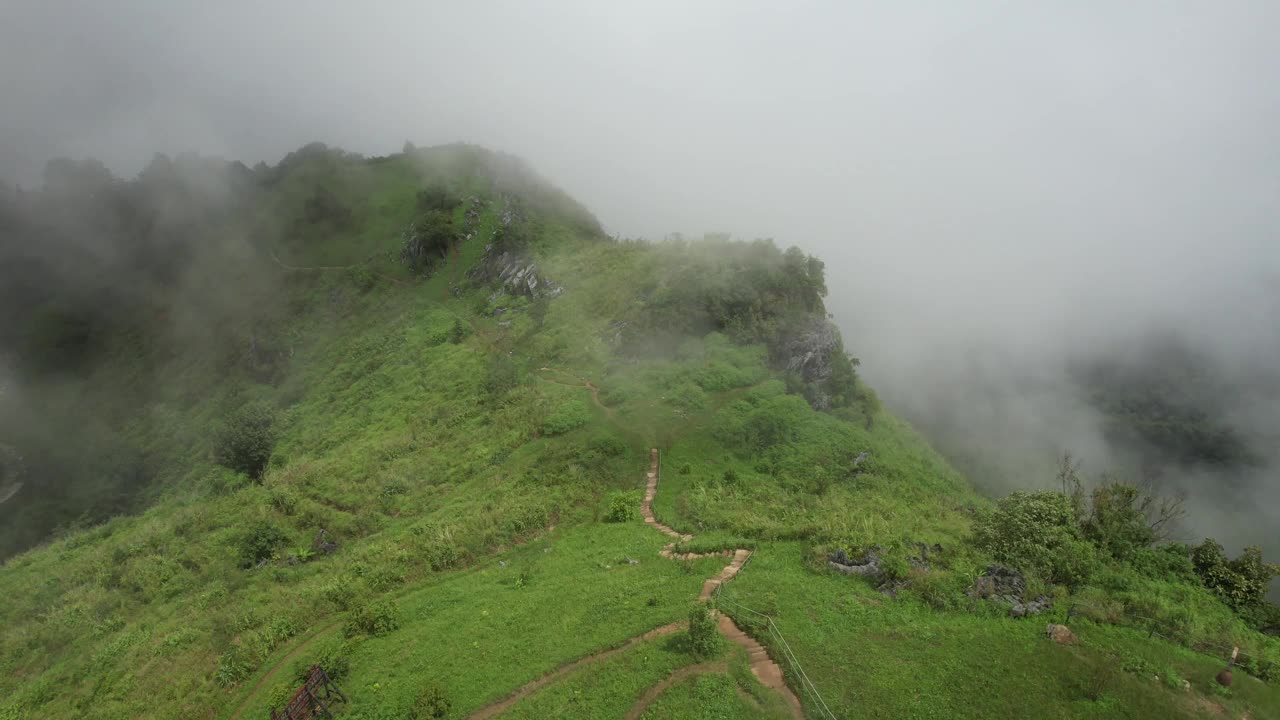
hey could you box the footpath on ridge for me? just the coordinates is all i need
[467,448,804,719]
[641,448,803,719]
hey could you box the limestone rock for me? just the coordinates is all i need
[470,246,562,299]
[972,564,1026,599]
[781,317,840,409]
[828,548,881,578]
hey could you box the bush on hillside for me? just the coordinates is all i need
[1081,483,1157,561]
[237,521,287,568]
[213,402,277,480]
[447,318,469,343]
[686,603,722,659]
[1191,540,1280,612]
[401,210,456,272]
[586,434,627,459]
[741,409,794,451]
[309,638,353,682]
[605,492,635,523]
[542,397,589,435]
[412,682,452,718]
[1130,543,1197,582]
[215,647,253,687]
[974,490,1098,587]
[344,598,400,638]
[667,381,708,410]
[484,355,521,399]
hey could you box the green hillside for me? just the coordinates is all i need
[0,144,1276,720]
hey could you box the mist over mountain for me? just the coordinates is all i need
[4,1,1277,576]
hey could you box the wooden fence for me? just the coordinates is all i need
[270,665,347,720]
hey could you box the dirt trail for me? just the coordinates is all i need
[468,623,683,720]
[464,448,804,720]
[621,661,728,720]
[226,620,342,720]
[642,448,805,719]
[536,370,612,416]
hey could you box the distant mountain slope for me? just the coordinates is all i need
[0,144,1275,720]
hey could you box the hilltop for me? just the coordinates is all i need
[0,143,1276,720]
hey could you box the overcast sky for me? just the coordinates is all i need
[4,1,1279,544]
[4,1,1276,333]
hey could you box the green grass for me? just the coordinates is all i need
[335,522,725,717]
[2,142,1277,720]
[639,671,791,720]
[233,521,726,719]
[717,544,1280,720]
[495,633,706,720]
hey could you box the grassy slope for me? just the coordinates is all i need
[0,145,1276,720]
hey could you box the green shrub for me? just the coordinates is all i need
[1160,666,1185,689]
[423,538,463,571]
[347,265,376,292]
[906,568,964,611]
[667,381,708,410]
[447,318,468,344]
[485,356,521,398]
[974,490,1098,586]
[236,521,287,568]
[344,598,400,638]
[542,397,589,435]
[311,638,353,681]
[215,648,253,687]
[1081,483,1156,561]
[587,435,627,458]
[1191,540,1280,611]
[411,682,452,718]
[741,410,793,451]
[214,402,277,479]
[1120,653,1152,675]
[686,604,722,659]
[1131,544,1196,582]
[320,578,357,610]
[604,492,635,523]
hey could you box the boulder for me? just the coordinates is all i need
[828,548,882,578]
[1046,624,1078,645]
[972,564,1026,599]
[1010,595,1052,618]
[470,246,563,299]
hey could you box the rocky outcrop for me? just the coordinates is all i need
[1010,597,1053,618]
[828,543,943,596]
[778,316,844,410]
[972,563,1026,599]
[828,548,881,577]
[470,248,562,299]
[972,564,1052,618]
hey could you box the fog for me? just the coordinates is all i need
[3,2,1278,555]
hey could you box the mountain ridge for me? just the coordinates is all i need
[0,142,1276,720]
